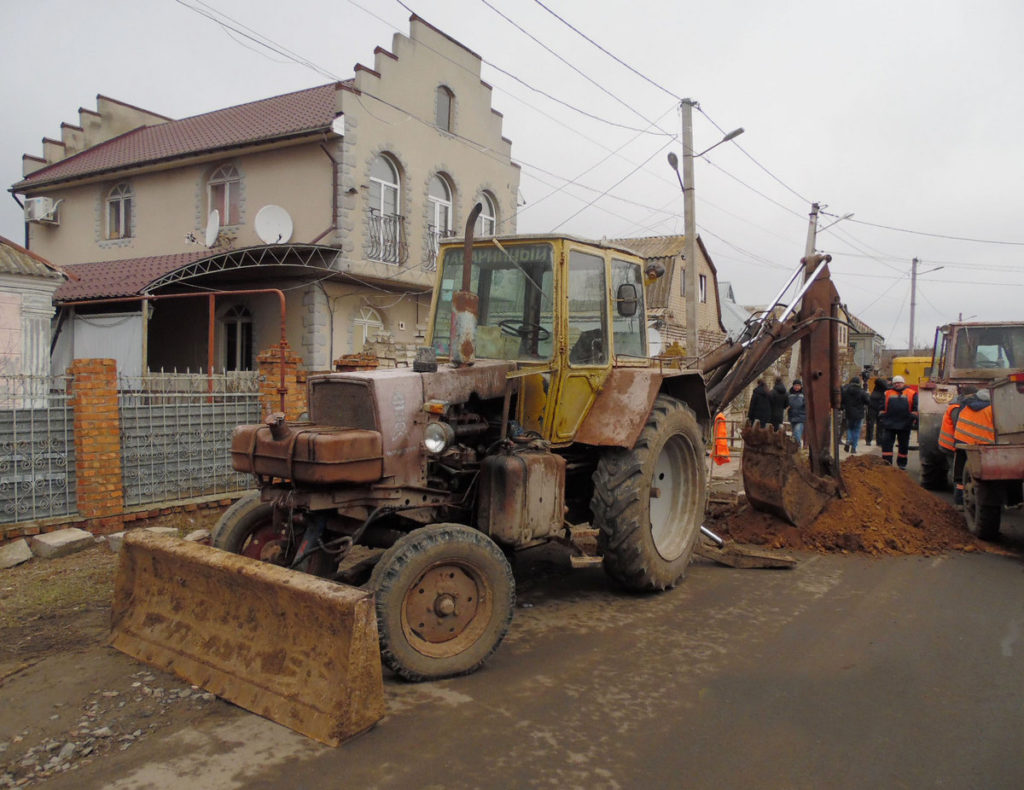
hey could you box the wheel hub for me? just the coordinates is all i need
[405,564,480,644]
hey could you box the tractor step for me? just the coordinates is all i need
[569,555,604,569]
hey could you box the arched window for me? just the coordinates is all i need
[368,154,403,263]
[353,306,384,351]
[105,182,133,239]
[370,155,399,215]
[428,175,452,233]
[435,86,453,132]
[208,164,241,226]
[475,192,497,236]
[222,304,253,371]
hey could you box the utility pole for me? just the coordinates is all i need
[909,257,919,351]
[681,98,699,362]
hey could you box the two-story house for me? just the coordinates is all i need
[609,234,727,357]
[11,15,520,376]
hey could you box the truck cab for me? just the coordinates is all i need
[918,322,1024,489]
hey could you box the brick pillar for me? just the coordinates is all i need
[69,358,124,529]
[257,342,307,420]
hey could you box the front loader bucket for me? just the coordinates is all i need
[110,531,385,746]
[741,424,839,528]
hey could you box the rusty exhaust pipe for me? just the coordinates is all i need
[451,203,483,367]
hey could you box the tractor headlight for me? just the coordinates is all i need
[423,421,456,454]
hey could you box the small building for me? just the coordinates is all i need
[0,237,66,379]
[608,234,727,357]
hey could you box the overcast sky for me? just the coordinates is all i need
[4,0,1022,351]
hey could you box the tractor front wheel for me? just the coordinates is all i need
[368,524,515,682]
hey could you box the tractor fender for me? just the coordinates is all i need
[574,368,709,448]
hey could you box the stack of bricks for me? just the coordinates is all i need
[68,358,124,534]
[257,341,307,420]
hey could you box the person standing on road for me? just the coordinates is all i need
[879,375,918,469]
[788,379,806,446]
[865,377,887,446]
[747,379,772,427]
[769,377,788,430]
[951,388,995,505]
[841,376,870,453]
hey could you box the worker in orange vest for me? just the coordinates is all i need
[951,389,995,505]
[879,375,918,469]
[711,412,731,466]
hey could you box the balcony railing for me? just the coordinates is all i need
[425,224,456,270]
[366,209,408,265]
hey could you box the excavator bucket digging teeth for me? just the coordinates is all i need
[109,531,386,746]
[740,424,839,529]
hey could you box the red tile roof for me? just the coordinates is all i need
[17,83,343,189]
[54,252,209,301]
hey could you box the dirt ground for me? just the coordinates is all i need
[707,454,1011,556]
[0,510,228,788]
[1,464,1018,787]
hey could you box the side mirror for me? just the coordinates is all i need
[617,283,639,317]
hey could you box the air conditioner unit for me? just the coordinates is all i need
[24,196,60,224]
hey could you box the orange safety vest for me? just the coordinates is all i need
[953,404,995,446]
[712,413,731,465]
[938,403,960,452]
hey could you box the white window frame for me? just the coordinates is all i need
[699,274,708,304]
[208,164,241,226]
[105,182,133,239]
[222,303,253,371]
[475,192,497,236]
[428,174,453,233]
[354,306,384,350]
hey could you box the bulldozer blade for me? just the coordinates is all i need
[110,531,385,746]
[741,424,839,528]
[695,538,797,569]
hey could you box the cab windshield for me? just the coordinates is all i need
[952,325,1024,371]
[431,243,554,361]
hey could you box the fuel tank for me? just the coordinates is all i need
[477,443,566,546]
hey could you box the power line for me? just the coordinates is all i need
[530,0,680,102]
[847,217,1024,245]
[476,0,673,135]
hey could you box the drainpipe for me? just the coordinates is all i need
[9,192,26,248]
[309,143,340,245]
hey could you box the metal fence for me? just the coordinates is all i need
[118,371,261,508]
[0,374,77,524]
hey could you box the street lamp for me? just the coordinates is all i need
[667,100,744,362]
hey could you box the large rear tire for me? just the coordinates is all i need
[212,490,332,575]
[591,395,705,591]
[919,449,949,491]
[368,524,515,682]
[962,467,1001,541]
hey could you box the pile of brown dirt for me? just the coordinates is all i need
[708,454,985,556]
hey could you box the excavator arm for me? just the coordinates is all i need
[699,254,844,527]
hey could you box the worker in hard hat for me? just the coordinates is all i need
[879,375,918,469]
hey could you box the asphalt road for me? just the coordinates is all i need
[35,442,1024,790]
[52,536,1023,788]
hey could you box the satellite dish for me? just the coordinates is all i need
[205,210,220,248]
[255,205,294,244]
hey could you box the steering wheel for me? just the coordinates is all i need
[498,319,551,342]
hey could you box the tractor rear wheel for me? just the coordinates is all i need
[591,395,705,591]
[212,490,332,576]
[919,449,949,491]
[368,524,515,682]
